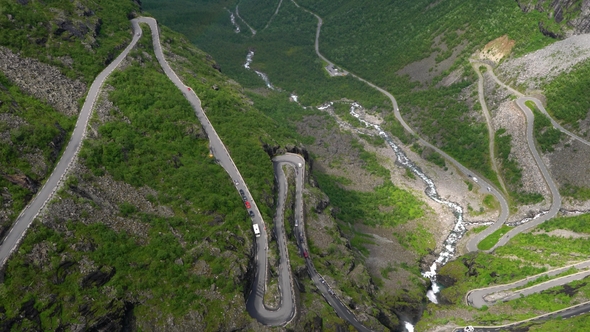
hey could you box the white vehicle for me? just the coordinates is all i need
[473,177,478,183]
[252,224,261,237]
[297,163,302,168]
[295,219,298,227]
[463,326,475,332]
[487,187,491,192]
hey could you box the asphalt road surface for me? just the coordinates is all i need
[471,60,507,194]
[0,22,143,267]
[0,17,298,326]
[452,300,590,332]
[455,62,590,330]
[273,154,372,332]
[133,18,296,326]
[245,155,296,326]
[467,260,590,308]
[292,4,589,329]
[291,0,510,257]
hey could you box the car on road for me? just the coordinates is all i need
[487,187,491,192]
[187,87,191,91]
[239,189,245,195]
[252,224,260,238]
[463,326,474,332]
[295,219,298,227]
[303,251,309,258]
[245,201,251,209]
[249,211,255,218]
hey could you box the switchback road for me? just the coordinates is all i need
[467,63,561,252]
[291,0,509,272]
[0,17,296,327]
[454,62,590,330]
[0,22,143,267]
[135,17,296,326]
[273,153,372,331]
[290,3,590,329]
[470,60,507,194]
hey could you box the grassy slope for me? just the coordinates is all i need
[545,59,590,128]
[0,19,299,331]
[236,0,280,31]
[0,0,140,83]
[417,213,590,330]
[0,73,75,228]
[142,0,389,109]
[297,0,555,89]
[0,0,139,251]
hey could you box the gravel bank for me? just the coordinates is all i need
[497,34,590,91]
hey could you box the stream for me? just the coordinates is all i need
[319,101,468,305]
[228,10,240,33]
[243,50,276,90]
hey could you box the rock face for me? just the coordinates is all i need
[516,0,590,37]
[0,46,86,116]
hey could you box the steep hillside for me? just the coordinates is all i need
[516,0,590,37]
[0,15,294,332]
[0,0,140,248]
[0,2,414,330]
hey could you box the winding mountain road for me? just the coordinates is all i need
[454,62,590,330]
[138,17,297,327]
[0,22,143,267]
[273,153,372,332]
[0,17,298,327]
[289,2,590,330]
[466,62,561,252]
[470,60,507,194]
[291,0,510,268]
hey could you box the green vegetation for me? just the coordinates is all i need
[516,267,579,291]
[495,128,521,187]
[425,150,446,168]
[0,19,300,330]
[400,82,498,186]
[537,213,590,234]
[315,173,424,228]
[472,276,590,325]
[431,212,590,314]
[527,101,563,152]
[0,0,140,82]
[301,186,403,328]
[477,225,511,250]
[237,0,280,31]
[470,225,488,234]
[353,140,391,178]
[529,309,590,331]
[495,128,544,205]
[483,194,497,209]
[0,72,75,227]
[545,59,590,129]
[142,0,389,109]
[297,0,559,90]
[394,224,435,257]
[562,183,590,201]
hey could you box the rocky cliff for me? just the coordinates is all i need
[516,0,590,37]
